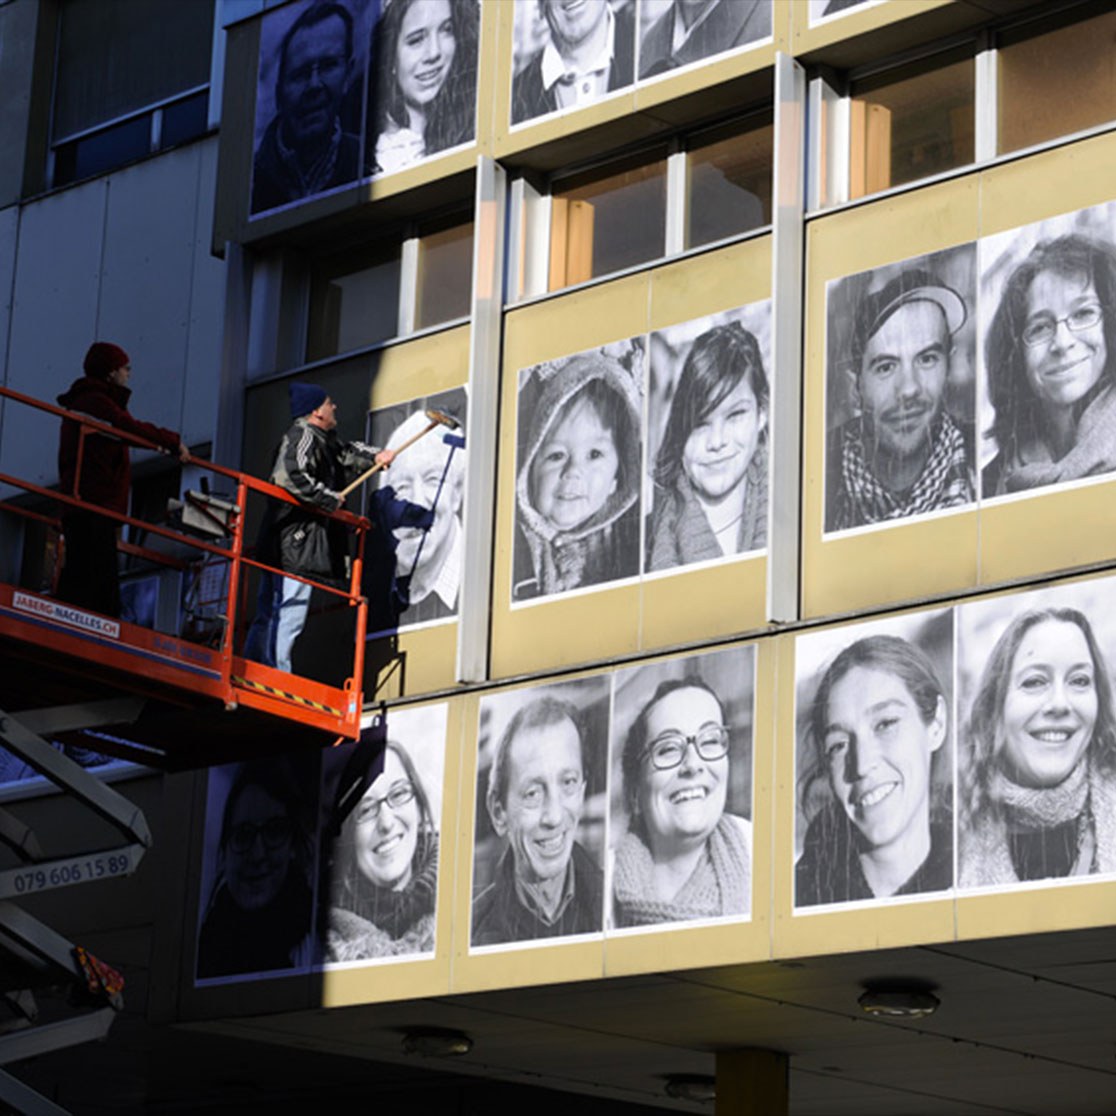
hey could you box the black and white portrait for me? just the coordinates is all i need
[644,304,771,574]
[471,677,609,947]
[956,580,1116,890]
[364,387,467,635]
[195,752,320,982]
[807,0,888,26]
[637,0,772,81]
[365,0,480,176]
[794,610,955,909]
[512,339,644,602]
[608,646,754,930]
[317,706,447,964]
[250,0,372,216]
[510,0,637,126]
[977,201,1116,500]
[824,243,978,534]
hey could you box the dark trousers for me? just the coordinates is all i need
[56,511,121,618]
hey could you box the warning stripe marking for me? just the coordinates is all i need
[231,675,341,717]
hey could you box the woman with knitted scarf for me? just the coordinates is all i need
[611,679,751,928]
[960,607,1116,887]
[324,741,439,961]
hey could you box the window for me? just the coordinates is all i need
[549,148,668,290]
[847,47,975,199]
[306,241,403,363]
[998,6,1116,155]
[51,0,215,186]
[416,219,475,330]
[687,115,773,248]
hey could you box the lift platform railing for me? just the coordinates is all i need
[0,383,368,743]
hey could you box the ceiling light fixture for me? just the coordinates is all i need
[663,1074,716,1103]
[858,983,940,1019]
[400,1027,474,1057]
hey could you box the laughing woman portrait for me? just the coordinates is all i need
[324,740,439,961]
[366,0,479,175]
[982,233,1116,495]
[960,607,1116,886]
[612,679,751,927]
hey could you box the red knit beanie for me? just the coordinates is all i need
[84,342,130,381]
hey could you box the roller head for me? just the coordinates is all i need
[425,408,461,430]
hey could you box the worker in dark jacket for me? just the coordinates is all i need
[245,383,394,674]
[56,342,187,618]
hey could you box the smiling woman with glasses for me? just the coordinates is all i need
[983,231,1116,497]
[612,678,751,928]
[196,758,315,981]
[323,740,439,962]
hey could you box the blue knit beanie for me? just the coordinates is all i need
[289,382,328,419]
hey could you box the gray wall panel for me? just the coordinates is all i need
[5,180,107,489]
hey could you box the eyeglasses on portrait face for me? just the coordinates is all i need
[1022,302,1103,348]
[228,816,294,853]
[644,726,730,770]
[286,54,347,88]
[355,781,416,823]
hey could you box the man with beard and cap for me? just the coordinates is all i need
[825,267,976,532]
[511,0,636,125]
[472,694,603,945]
[251,1,360,213]
[56,342,188,618]
[245,384,394,674]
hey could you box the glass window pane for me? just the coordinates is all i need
[306,244,402,361]
[160,90,210,149]
[848,50,975,199]
[549,150,667,290]
[54,0,214,139]
[416,221,474,329]
[998,9,1116,155]
[687,116,773,248]
[53,114,152,186]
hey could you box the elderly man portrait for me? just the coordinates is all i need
[825,265,976,532]
[638,0,772,80]
[252,1,361,213]
[367,404,465,631]
[472,694,604,946]
[511,0,636,125]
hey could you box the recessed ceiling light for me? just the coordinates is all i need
[664,1074,716,1103]
[400,1027,474,1057]
[858,986,940,1018]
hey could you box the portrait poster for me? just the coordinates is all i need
[823,242,978,535]
[644,302,771,576]
[608,644,755,931]
[195,750,322,983]
[250,0,376,216]
[976,200,1116,502]
[364,0,481,177]
[807,0,888,26]
[637,0,773,82]
[364,387,467,636]
[509,0,637,127]
[793,608,955,911]
[512,337,645,604]
[250,0,481,217]
[471,675,609,949]
[316,706,448,966]
[956,578,1116,891]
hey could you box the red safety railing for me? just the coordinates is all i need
[0,383,368,745]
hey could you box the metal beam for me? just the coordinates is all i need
[14,697,143,737]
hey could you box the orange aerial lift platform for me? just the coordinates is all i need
[0,383,371,770]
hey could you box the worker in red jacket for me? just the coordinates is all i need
[56,342,188,618]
